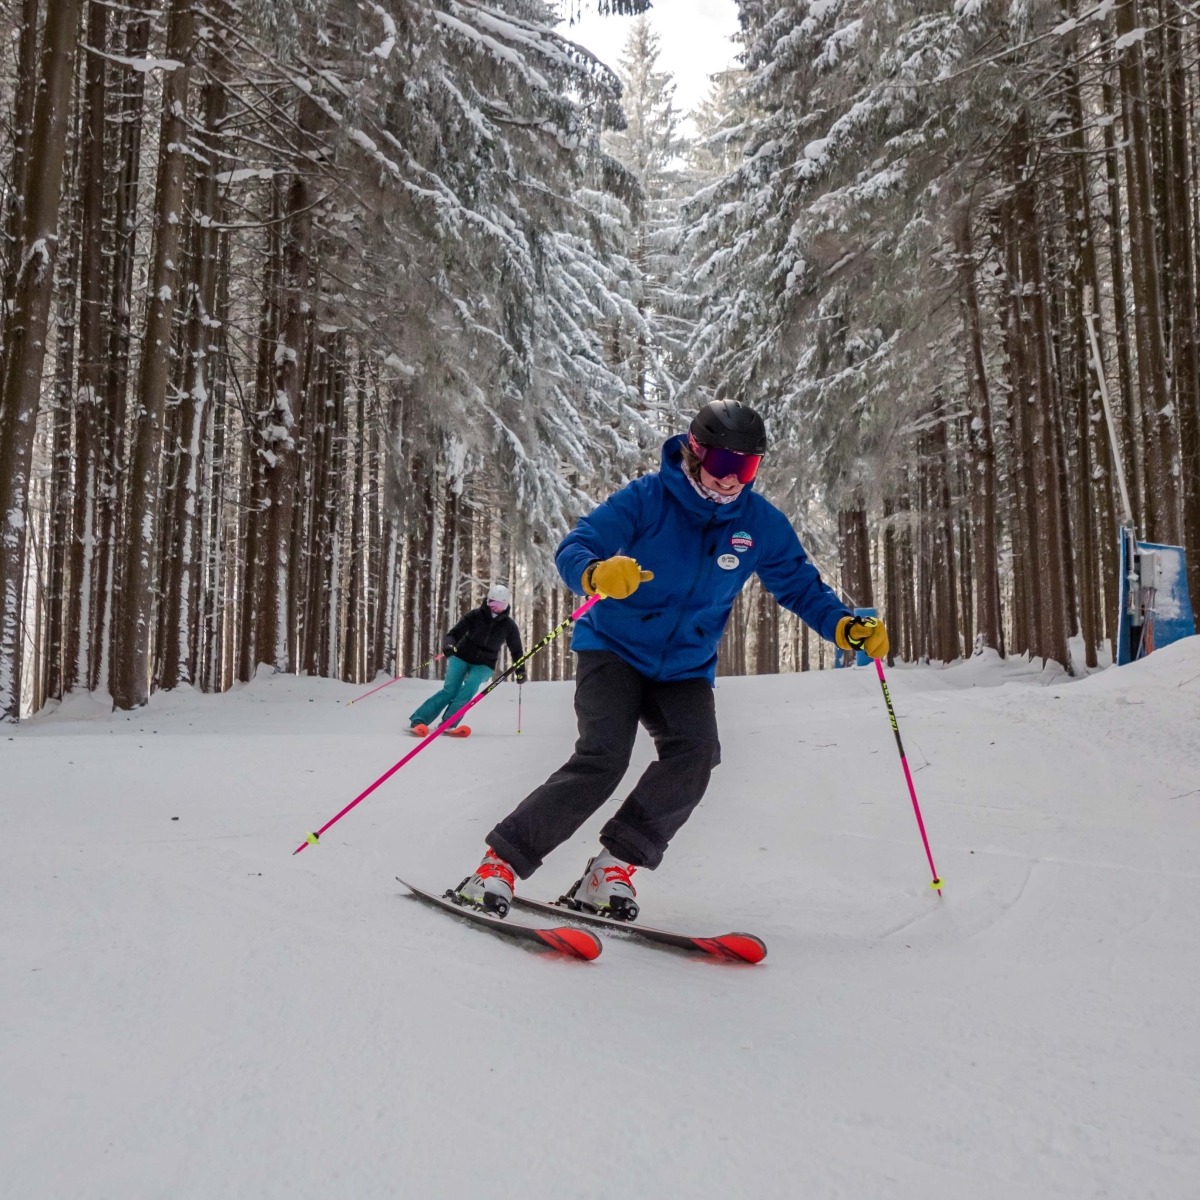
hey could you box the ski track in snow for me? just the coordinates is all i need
[3,641,1200,1198]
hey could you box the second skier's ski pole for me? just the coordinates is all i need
[346,654,444,706]
[874,657,943,892]
[294,593,602,854]
[517,684,522,734]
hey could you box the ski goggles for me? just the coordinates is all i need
[694,441,763,484]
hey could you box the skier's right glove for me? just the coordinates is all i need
[442,639,457,658]
[583,555,654,600]
[835,615,889,659]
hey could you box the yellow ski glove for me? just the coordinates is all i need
[583,555,654,600]
[836,615,890,660]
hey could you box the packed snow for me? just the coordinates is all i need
[3,640,1200,1197]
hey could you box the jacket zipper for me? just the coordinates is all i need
[655,511,718,678]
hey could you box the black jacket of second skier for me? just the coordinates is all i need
[445,604,524,669]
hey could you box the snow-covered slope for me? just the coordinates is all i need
[4,641,1199,1198]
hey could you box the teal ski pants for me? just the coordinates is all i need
[409,657,494,729]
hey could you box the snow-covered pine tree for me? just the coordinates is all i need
[601,16,692,419]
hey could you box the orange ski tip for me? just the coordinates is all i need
[713,933,767,964]
[538,927,603,960]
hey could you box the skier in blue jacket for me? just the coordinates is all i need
[452,401,890,920]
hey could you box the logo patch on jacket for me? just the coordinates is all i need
[717,553,740,570]
[731,531,753,554]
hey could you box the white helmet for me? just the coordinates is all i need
[487,584,511,607]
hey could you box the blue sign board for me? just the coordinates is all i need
[1117,530,1194,665]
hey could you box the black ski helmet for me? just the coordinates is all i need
[689,400,768,455]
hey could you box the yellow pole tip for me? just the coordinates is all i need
[306,832,320,845]
[931,878,943,890]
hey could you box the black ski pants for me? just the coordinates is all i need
[487,651,721,878]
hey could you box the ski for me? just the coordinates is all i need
[397,878,602,961]
[511,896,766,964]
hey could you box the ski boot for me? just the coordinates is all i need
[410,723,429,737]
[564,850,639,922]
[450,848,515,918]
[445,725,471,739]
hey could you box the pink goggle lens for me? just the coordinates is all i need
[697,443,762,484]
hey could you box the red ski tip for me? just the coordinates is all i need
[536,927,603,960]
[694,934,767,964]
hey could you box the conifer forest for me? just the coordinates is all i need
[2,0,1199,720]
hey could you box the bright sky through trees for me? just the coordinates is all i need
[559,0,740,123]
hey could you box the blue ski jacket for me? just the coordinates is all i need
[557,435,851,683]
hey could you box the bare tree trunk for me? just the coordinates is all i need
[47,102,83,703]
[200,253,231,693]
[837,505,873,609]
[287,313,318,672]
[435,484,457,672]
[0,0,83,719]
[162,12,231,687]
[1012,116,1069,667]
[530,583,548,681]
[1003,195,1041,658]
[955,422,974,655]
[112,0,193,709]
[1115,3,1177,541]
[365,403,384,679]
[237,450,266,683]
[883,494,898,664]
[960,215,1001,652]
[929,416,959,662]
[1167,5,1200,629]
[322,347,347,677]
[92,3,151,697]
[915,443,932,660]
[258,100,321,674]
[897,474,915,660]
[415,463,434,675]
[0,0,42,338]
[63,0,110,695]
[754,582,778,674]
[302,338,332,674]
[456,483,474,611]
[1100,38,1141,532]
[1061,65,1101,667]
[343,363,366,682]
[238,183,283,682]
[374,399,400,677]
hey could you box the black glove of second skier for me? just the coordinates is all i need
[513,667,527,684]
[442,639,456,658]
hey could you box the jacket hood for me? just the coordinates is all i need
[659,434,754,524]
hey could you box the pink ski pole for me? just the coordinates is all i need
[294,593,602,854]
[874,657,943,892]
[345,654,444,706]
[517,684,522,735]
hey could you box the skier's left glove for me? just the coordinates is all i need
[513,667,527,684]
[836,615,889,659]
[442,639,457,658]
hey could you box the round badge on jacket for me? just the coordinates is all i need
[717,553,739,570]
